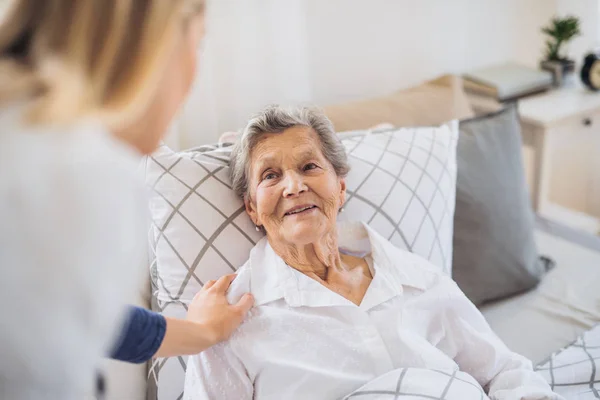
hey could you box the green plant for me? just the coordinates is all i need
[542,15,581,62]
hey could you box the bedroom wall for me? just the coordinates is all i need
[555,0,600,63]
[303,0,555,105]
[304,0,600,107]
[173,0,558,147]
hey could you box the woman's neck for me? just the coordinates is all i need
[269,228,374,306]
[269,229,341,281]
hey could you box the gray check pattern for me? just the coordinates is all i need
[145,143,262,400]
[536,324,600,399]
[341,368,486,400]
[338,124,457,274]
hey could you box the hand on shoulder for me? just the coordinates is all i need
[187,274,254,346]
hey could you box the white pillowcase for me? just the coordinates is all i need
[146,144,262,305]
[339,121,458,274]
[145,143,263,399]
[144,121,458,400]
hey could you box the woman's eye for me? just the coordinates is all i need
[263,172,277,180]
[304,163,318,171]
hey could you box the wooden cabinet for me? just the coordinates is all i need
[468,84,600,234]
[518,84,600,234]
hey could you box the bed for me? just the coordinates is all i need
[99,76,600,400]
[481,223,600,366]
[98,224,600,399]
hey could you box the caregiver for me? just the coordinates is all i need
[0,1,253,399]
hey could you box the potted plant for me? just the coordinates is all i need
[540,15,581,86]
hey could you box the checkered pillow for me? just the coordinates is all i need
[144,144,263,400]
[536,324,600,399]
[339,121,457,274]
[144,121,458,399]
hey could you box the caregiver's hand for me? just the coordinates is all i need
[187,274,254,345]
[155,274,253,358]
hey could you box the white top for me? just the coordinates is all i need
[0,107,148,399]
[183,222,560,400]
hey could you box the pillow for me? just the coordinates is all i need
[323,75,474,132]
[535,324,600,399]
[144,121,458,399]
[452,105,549,305]
[145,144,263,400]
[338,122,458,274]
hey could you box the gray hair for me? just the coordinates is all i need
[230,105,350,199]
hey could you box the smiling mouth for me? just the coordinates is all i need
[284,205,317,216]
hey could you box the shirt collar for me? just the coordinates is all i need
[247,221,434,309]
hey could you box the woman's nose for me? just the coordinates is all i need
[282,171,307,197]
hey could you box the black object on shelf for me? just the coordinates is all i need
[581,51,600,91]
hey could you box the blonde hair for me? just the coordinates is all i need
[0,0,203,126]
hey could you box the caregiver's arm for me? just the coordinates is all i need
[439,280,563,400]
[110,275,254,362]
[110,307,166,363]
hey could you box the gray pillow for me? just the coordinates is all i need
[452,105,549,305]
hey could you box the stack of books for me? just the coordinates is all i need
[463,63,553,102]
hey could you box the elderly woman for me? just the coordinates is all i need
[183,106,560,400]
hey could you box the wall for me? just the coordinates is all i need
[303,0,555,106]
[555,0,600,64]
[174,0,559,147]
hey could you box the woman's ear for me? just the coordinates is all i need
[339,178,347,209]
[244,195,259,226]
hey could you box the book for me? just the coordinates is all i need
[463,63,553,102]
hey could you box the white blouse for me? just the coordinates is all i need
[184,222,560,400]
[0,108,148,399]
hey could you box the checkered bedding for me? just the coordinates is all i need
[341,368,488,400]
[341,325,600,400]
[536,324,600,399]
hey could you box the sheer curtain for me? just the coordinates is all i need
[166,0,313,149]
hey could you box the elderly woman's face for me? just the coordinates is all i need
[245,126,346,246]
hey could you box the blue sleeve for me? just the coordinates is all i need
[109,306,167,363]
